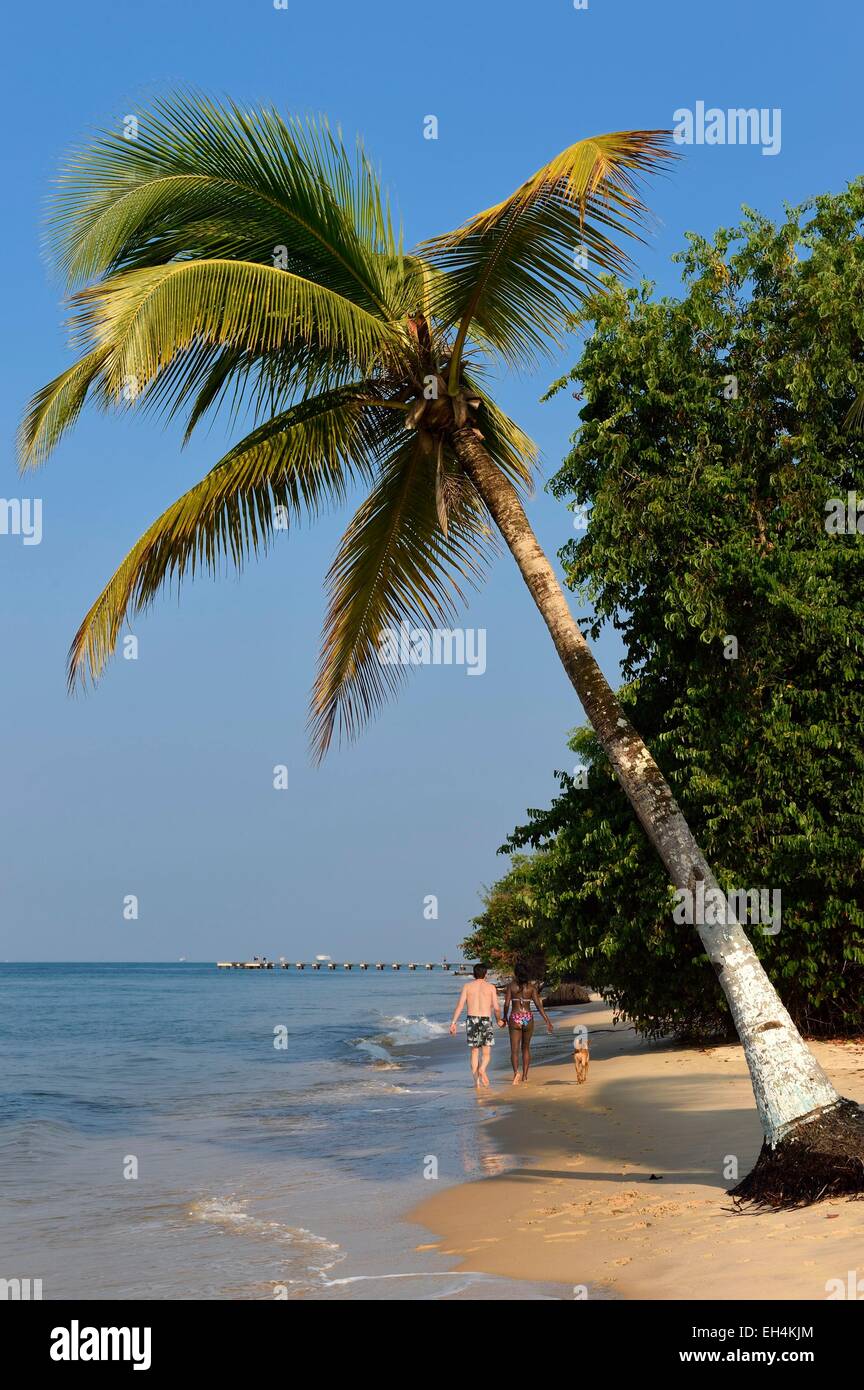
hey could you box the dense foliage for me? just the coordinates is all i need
[464,186,864,1039]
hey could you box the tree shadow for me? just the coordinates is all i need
[473,1164,742,1194]
[480,1068,764,1190]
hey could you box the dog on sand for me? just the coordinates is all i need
[573,1038,590,1084]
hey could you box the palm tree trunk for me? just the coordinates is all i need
[450,423,863,1205]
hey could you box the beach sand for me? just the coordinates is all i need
[408,1003,864,1300]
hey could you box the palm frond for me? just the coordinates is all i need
[67,385,394,688]
[18,345,113,470]
[419,130,676,382]
[50,92,397,318]
[310,433,494,759]
[461,130,676,234]
[169,343,365,446]
[69,258,397,403]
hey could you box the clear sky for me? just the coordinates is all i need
[2,0,861,961]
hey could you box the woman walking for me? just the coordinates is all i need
[503,965,554,1085]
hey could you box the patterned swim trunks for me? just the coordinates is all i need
[466,1015,494,1048]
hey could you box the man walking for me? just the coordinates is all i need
[449,963,503,1087]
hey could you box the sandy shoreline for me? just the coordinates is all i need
[408,1003,864,1300]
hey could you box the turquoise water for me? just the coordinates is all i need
[0,963,562,1300]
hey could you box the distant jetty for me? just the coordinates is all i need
[216,960,461,972]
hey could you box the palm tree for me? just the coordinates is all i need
[21,92,862,1204]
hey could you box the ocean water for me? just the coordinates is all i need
[0,964,564,1300]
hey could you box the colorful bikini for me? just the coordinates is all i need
[510,994,533,1028]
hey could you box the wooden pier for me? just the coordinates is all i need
[216,960,457,971]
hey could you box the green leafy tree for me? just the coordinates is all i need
[20,94,863,1203]
[462,856,553,982]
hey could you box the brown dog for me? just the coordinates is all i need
[573,1040,590,1084]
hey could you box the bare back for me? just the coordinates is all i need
[507,980,541,1014]
[464,978,498,1016]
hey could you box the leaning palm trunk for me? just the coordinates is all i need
[451,424,864,1205]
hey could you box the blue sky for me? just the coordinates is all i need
[2,0,861,961]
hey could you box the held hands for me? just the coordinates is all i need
[546,1021,554,1034]
[449,1022,457,1035]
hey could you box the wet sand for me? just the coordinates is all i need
[408,1003,864,1299]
